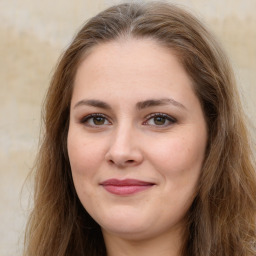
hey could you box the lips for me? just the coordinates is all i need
[100,179,155,196]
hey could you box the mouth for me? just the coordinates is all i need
[100,179,155,196]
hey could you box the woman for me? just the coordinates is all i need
[23,1,256,256]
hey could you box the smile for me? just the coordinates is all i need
[100,179,155,196]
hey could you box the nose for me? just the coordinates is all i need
[105,126,143,168]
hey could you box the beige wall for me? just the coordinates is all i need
[0,0,255,255]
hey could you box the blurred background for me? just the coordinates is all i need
[0,0,255,255]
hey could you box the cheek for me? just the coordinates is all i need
[148,132,206,180]
[67,133,100,200]
[67,133,104,191]
[157,140,202,165]
[151,134,205,213]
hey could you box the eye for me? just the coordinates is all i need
[81,114,111,127]
[143,113,176,127]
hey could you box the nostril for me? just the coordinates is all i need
[107,159,134,166]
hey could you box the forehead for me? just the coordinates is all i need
[75,38,191,87]
[72,38,197,109]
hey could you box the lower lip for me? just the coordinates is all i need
[101,184,153,195]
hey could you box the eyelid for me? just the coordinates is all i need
[78,112,176,128]
[145,112,176,121]
[143,112,177,126]
[80,113,112,126]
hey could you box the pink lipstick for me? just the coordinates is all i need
[100,179,155,195]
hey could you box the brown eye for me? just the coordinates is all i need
[153,116,167,125]
[81,114,111,127]
[93,116,106,125]
[144,113,176,127]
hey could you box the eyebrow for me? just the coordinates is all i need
[73,98,186,110]
[74,99,112,109]
[136,98,186,110]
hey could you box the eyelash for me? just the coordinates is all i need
[80,113,111,127]
[143,113,177,127]
[80,113,176,128]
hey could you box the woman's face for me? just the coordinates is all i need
[68,39,207,241]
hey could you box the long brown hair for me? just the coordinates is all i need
[23,2,256,255]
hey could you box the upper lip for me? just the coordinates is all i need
[100,179,155,186]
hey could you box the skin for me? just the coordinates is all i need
[67,38,208,256]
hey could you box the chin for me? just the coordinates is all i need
[101,223,154,241]
[96,209,154,238]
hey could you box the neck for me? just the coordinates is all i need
[103,226,184,256]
